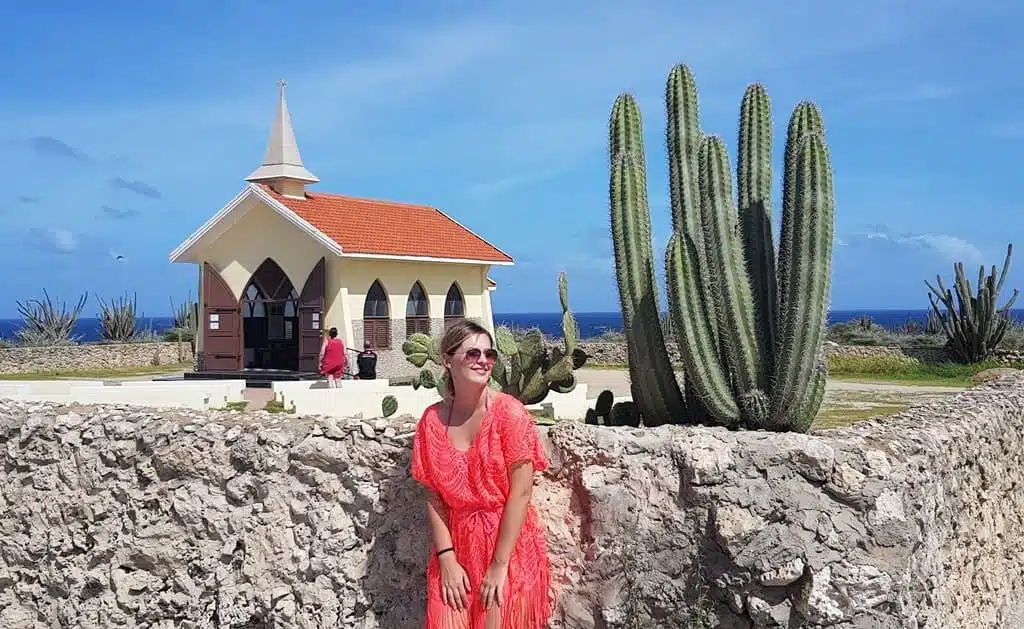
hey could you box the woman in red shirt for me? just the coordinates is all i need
[411,319,551,629]
[319,327,346,388]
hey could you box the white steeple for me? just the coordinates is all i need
[246,80,318,198]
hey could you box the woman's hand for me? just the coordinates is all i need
[479,559,509,609]
[439,553,471,610]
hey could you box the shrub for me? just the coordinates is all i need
[15,290,87,346]
[926,243,1018,363]
[97,293,138,342]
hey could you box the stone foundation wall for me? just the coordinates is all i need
[0,342,194,375]
[572,340,1024,366]
[2,374,1023,627]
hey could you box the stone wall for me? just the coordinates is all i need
[0,342,194,375]
[2,374,1024,627]
[572,339,1024,366]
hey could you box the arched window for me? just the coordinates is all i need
[363,280,391,349]
[444,282,465,329]
[242,284,265,318]
[405,281,430,337]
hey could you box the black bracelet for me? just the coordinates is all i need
[436,547,454,558]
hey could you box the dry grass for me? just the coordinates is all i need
[811,404,909,430]
[0,362,192,381]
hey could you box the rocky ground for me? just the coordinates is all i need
[2,374,1023,628]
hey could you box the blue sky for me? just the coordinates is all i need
[0,0,1021,317]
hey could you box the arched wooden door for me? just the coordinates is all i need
[202,262,242,371]
[298,257,326,372]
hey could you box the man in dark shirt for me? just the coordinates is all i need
[355,341,377,380]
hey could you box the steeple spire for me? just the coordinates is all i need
[246,80,318,196]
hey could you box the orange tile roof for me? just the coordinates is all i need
[261,185,513,264]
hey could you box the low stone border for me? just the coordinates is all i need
[0,341,194,374]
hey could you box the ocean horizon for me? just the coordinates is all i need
[2,308,1021,343]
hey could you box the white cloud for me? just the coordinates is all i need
[848,228,984,265]
[30,228,77,254]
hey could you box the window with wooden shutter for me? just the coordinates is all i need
[363,280,391,349]
[444,282,465,329]
[406,281,430,338]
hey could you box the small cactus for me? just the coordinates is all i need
[382,395,398,418]
[585,390,616,425]
[610,401,641,427]
[402,272,587,405]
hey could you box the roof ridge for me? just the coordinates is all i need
[302,189,437,210]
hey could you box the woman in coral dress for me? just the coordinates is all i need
[411,319,551,629]
[318,327,346,388]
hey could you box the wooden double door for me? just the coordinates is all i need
[200,257,325,373]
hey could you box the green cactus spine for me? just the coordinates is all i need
[609,95,687,427]
[610,63,835,432]
[381,394,398,418]
[768,131,835,430]
[737,84,777,373]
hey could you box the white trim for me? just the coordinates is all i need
[339,251,514,266]
[168,183,343,263]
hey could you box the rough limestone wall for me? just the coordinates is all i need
[1,376,1024,628]
[0,342,194,375]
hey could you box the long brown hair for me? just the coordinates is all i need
[440,319,493,399]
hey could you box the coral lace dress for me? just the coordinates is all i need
[411,392,552,629]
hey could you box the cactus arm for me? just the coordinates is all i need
[558,271,580,358]
[666,231,740,423]
[699,135,766,425]
[790,363,826,433]
[609,97,687,426]
[666,63,719,377]
[995,244,1013,295]
[737,83,777,375]
[665,65,704,244]
[777,102,824,330]
[770,132,835,429]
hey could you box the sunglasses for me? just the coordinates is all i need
[454,348,499,364]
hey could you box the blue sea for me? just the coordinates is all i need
[493,309,1024,339]
[4,309,1020,343]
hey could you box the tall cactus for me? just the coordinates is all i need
[609,63,835,432]
[610,98,687,427]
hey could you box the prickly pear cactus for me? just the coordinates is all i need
[401,273,588,405]
[586,389,616,425]
[381,394,398,418]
